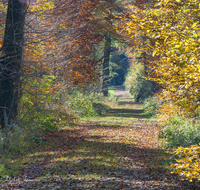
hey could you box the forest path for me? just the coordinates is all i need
[0,86,185,189]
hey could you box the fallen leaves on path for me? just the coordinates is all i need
[0,87,197,189]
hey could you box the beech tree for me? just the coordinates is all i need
[102,35,111,96]
[0,0,27,128]
[119,0,200,118]
[0,0,128,127]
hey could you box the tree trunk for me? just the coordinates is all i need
[102,35,111,96]
[0,0,27,128]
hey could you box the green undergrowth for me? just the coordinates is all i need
[149,116,200,186]
[65,88,117,118]
[143,95,162,117]
[0,88,117,178]
[159,116,200,148]
[92,103,111,116]
[0,87,157,188]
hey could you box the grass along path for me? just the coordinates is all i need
[0,86,189,189]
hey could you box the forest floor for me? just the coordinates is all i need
[0,86,195,189]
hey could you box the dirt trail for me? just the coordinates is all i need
[0,86,191,189]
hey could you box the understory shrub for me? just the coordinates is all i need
[130,78,152,103]
[143,95,162,116]
[0,76,77,155]
[0,122,49,155]
[0,107,77,155]
[108,87,118,102]
[0,124,25,154]
[171,144,200,182]
[92,103,111,116]
[125,62,159,103]
[65,90,104,117]
[159,117,200,148]
[64,87,117,117]
[0,79,115,155]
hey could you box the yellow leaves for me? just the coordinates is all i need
[173,44,181,49]
[126,28,132,35]
[28,0,54,15]
[193,33,198,38]
[0,1,7,11]
[126,21,134,27]
[191,22,198,28]
[170,144,200,181]
[130,15,137,19]
[124,0,200,117]
[152,50,157,57]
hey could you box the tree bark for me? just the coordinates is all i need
[102,35,111,96]
[0,0,27,128]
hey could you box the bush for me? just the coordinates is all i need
[0,107,75,155]
[92,103,111,116]
[0,124,25,154]
[171,144,200,182]
[108,88,118,102]
[159,117,200,148]
[19,74,77,131]
[0,122,50,155]
[125,62,159,102]
[0,76,79,155]
[65,90,104,117]
[143,95,162,116]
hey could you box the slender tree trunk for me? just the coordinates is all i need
[102,35,111,96]
[0,0,27,128]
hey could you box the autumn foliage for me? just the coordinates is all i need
[120,0,200,119]
[1,1,200,188]
[113,0,200,183]
[171,145,200,182]
[23,0,103,86]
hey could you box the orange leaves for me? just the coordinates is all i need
[0,18,5,24]
[0,40,3,47]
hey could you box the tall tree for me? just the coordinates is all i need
[94,0,127,96]
[102,35,111,96]
[0,0,27,128]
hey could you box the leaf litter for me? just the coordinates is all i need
[0,86,197,189]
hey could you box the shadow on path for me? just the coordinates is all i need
[106,108,151,119]
[1,86,198,189]
[0,127,187,190]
